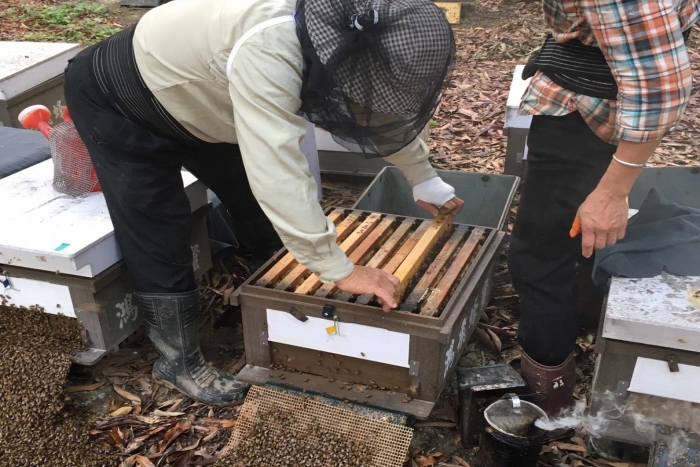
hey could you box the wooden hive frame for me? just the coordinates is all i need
[235,208,506,419]
[256,208,490,317]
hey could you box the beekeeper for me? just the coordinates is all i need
[63,0,461,405]
[508,0,698,415]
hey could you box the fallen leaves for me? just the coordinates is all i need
[321,181,367,209]
[86,336,242,466]
[416,454,439,466]
[158,421,191,453]
[484,328,503,352]
[114,385,142,404]
[110,406,134,417]
[152,410,186,418]
[134,455,156,467]
[65,381,106,393]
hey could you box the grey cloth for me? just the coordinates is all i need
[0,127,51,178]
[593,188,700,287]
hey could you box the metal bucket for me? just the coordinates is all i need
[477,395,548,467]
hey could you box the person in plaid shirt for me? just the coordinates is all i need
[508,0,699,415]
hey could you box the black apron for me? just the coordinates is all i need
[523,29,692,100]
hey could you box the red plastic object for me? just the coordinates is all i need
[17,104,101,193]
[18,105,52,139]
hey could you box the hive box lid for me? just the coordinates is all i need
[505,65,532,130]
[603,273,700,352]
[0,160,208,277]
[0,41,81,101]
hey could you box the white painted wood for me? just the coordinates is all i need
[505,65,532,130]
[314,127,352,152]
[266,309,411,368]
[0,160,208,277]
[1,275,75,317]
[603,273,700,352]
[0,42,81,100]
[628,357,700,404]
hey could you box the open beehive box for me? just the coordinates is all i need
[236,208,505,418]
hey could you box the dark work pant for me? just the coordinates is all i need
[64,48,267,294]
[508,112,616,366]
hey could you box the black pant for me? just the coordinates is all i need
[64,46,269,294]
[508,112,616,366]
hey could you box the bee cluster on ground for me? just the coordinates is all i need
[0,299,114,466]
[216,408,374,467]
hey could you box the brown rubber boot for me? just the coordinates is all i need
[520,351,576,416]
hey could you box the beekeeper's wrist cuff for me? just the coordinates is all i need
[413,176,456,207]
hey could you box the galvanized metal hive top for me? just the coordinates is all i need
[603,272,700,352]
[222,385,413,467]
[254,208,490,317]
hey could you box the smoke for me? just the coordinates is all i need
[533,396,618,438]
[535,390,700,451]
[534,391,658,438]
[534,398,589,432]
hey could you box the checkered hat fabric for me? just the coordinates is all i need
[295,0,455,157]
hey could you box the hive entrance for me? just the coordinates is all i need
[255,208,490,317]
[219,386,413,467]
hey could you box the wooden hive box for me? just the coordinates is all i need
[235,208,505,418]
[0,204,213,366]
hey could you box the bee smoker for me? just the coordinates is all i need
[476,394,548,467]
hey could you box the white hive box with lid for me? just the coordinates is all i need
[590,273,700,448]
[0,160,212,365]
[0,160,208,277]
[0,41,81,128]
[589,204,700,450]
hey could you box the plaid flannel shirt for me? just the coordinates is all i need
[520,0,700,144]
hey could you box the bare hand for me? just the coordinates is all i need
[417,196,465,217]
[576,188,629,258]
[335,265,401,312]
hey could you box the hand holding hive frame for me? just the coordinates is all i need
[255,208,488,317]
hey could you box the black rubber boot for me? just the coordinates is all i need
[135,290,248,405]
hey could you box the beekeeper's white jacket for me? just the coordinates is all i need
[133,0,438,282]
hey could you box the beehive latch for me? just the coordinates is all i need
[615,380,629,397]
[287,306,308,322]
[666,355,680,373]
[322,304,335,319]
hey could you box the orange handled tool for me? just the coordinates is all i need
[570,216,582,238]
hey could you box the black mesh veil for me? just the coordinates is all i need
[295,0,456,158]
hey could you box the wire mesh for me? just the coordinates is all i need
[50,121,98,198]
[221,385,413,467]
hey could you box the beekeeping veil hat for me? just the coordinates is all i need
[295,0,455,157]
